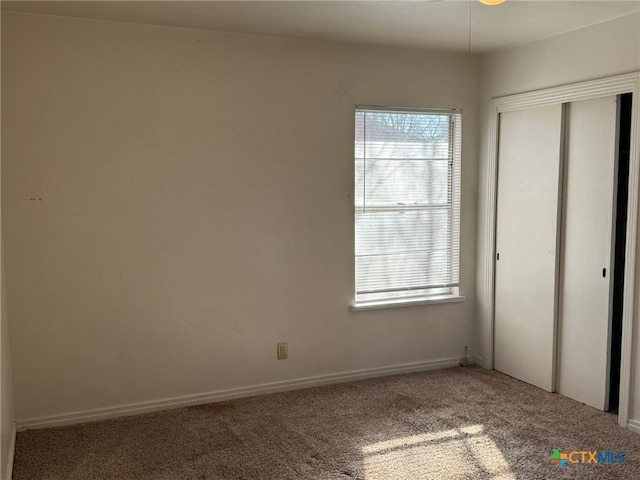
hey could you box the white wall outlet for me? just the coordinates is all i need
[277,342,288,360]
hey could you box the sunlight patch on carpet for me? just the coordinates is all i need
[362,425,515,479]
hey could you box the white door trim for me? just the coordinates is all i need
[481,72,640,428]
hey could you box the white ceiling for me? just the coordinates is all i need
[3,1,639,53]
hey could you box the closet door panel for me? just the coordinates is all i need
[557,95,618,410]
[494,104,563,392]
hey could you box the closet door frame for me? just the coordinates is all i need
[480,72,640,429]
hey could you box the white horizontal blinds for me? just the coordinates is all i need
[355,108,461,303]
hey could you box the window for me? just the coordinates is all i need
[353,107,462,308]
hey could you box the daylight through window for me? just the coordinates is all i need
[354,107,462,306]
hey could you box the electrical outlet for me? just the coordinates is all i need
[277,342,288,360]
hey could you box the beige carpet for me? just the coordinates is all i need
[12,366,640,479]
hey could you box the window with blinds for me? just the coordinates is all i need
[354,107,462,306]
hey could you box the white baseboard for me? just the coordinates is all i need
[17,356,463,431]
[474,355,487,368]
[4,424,15,480]
[628,419,640,435]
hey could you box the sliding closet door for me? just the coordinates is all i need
[494,105,563,392]
[557,96,618,410]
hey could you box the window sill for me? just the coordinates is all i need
[350,294,466,312]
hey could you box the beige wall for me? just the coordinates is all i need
[0,6,16,477]
[1,12,479,422]
[477,13,640,421]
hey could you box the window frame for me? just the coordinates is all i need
[351,105,465,310]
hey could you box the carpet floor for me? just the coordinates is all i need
[12,366,640,479]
